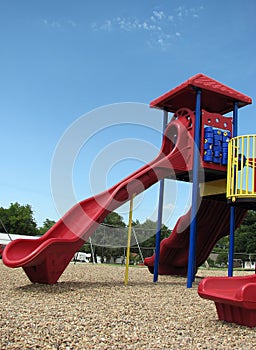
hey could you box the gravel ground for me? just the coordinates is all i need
[1,262,256,350]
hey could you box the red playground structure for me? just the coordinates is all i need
[2,74,256,327]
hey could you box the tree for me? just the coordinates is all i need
[215,236,229,251]
[216,251,228,267]
[89,212,126,263]
[103,212,126,227]
[0,202,37,236]
[234,210,256,261]
[132,219,172,257]
[38,219,56,235]
[213,210,256,266]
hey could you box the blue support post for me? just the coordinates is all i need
[228,206,236,276]
[187,89,202,288]
[228,102,238,277]
[153,110,168,283]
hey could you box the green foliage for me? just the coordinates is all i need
[79,215,172,263]
[216,252,228,266]
[103,212,126,227]
[206,257,215,267]
[80,243,91,254]
[132,219,172,254]
[215,236,229,250]
[0,202,37,236]
[234,210,256,257]
[213,210,256,266]
[38,219,56,235]
[0,203,57,236]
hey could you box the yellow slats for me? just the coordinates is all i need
[227,135,256,199]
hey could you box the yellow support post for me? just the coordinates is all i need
[124,193,136,286]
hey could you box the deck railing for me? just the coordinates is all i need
[227,135,256,201]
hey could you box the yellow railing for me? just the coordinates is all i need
[227,135,256,201]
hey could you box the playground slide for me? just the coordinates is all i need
[3,117,193,284]
[144,198,246,276]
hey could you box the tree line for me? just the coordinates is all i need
[213,210,256,266]
[84,212,172,263]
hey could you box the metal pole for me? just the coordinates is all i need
[153,109,168,283]
[228,101,238,277]
[228,206,236,276]
[132,228,144,263]
[89,237,96,264]
[124,193,135,286]
[0,218,12,241]
[187,89,201,288]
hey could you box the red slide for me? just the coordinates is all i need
[3,116,194,284]
[144,198,246,276]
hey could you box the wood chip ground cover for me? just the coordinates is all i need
[1,263,256,349]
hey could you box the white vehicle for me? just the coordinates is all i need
[73,252,91,263]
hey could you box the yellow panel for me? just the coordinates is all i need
[200,179,227,196]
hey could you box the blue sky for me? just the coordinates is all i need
[0,0,255,228]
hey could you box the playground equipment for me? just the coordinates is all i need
[2,74,254,316]
[144,74,251,287]
[198,134,256,327]
[3,107,193,283]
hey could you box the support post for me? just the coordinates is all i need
[153,109,168,283]
[228,101,238,277]
[124,193,135,286]
[89,237,95,264]
[132,228,144,263]
[187,89,201,288]
[228,205,236,276]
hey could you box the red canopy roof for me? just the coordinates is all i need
[150,74,252,115]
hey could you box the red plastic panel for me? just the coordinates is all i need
[150,73,252,114]
[216,302,256,327]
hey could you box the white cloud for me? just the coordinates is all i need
[101,19,112,32]
[175,5,203,20]
[43,19,77,30]
[91,5,203,51]
[43,19,61,28]
[143,22,149,30]
[67,20,77,28]
[114,17,133,31]
[152,10,165,20]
